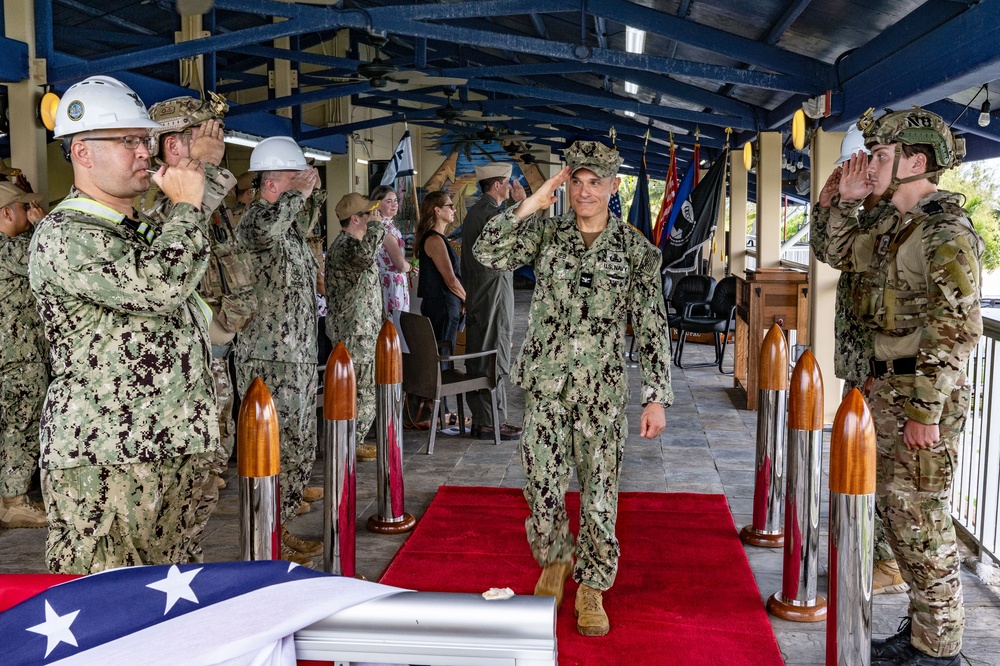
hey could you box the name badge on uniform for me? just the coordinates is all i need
[876,233,892,256]
[579,272,594,288]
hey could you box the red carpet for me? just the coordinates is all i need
[379,486,783,666]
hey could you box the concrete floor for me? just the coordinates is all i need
[3,287,1000,665]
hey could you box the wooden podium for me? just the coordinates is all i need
[734,268,809,410]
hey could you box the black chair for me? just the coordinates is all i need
[397,312,501,454]
[673,275,738,373]
[666,274,716,363]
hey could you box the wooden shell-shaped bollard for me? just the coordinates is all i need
[322,342,357,576]
[768,349,827,622]
[368,320,416,534]
[742,323,789,547]
[238,377,282,561]
[826,388,878,665]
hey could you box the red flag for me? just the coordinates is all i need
[652,142,678,248]
[692,140,701,188]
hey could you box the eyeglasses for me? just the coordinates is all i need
[80,135,154,152]
[442,203,456,208]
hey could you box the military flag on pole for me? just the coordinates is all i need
[652,137,678,248]
[627,152,652,241]
[380,129,415,186]
[660,149,729,272]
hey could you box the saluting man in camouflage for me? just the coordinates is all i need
[325,193,385,461]
[29,76,217,574]
[474,140,672,637]
[810,127,906,596]
[143,93,258,562]
[825,108,982,666]
[0,182,49,529]
[235,136,325,564]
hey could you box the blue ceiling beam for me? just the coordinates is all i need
[466,79,755,130]
[838,0,1000,124]
[583,0,828,83]
[228,81,374,117]
[0,38,29,82]
[764,0,814,45]
[601,65,755,119]
[230,45,359,73]
[52,27,171,48]
[440,62,594,79]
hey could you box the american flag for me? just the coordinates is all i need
[0,561,400,666]
[608,191,623,219]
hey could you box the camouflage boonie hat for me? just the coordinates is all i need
[857,107,965,170]
[563,140,623,178]
[147,91,229,157]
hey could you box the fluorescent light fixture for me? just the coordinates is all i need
[223,131,261,148]
[625,81,638,95]
[623,110,636,117]
[625,26,645,54]
[356,158,369,165]
[303,148,333,162]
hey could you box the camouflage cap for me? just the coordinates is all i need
[147,91,229,156]
[563,140,623,178]
[857,107,965,170]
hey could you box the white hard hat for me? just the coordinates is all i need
[249,136,309,171]
[53,76,161,138]
[834,125,870,166]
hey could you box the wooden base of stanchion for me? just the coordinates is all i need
[367,512,416,534]
[740,525,784,548]
[766,592,827,622]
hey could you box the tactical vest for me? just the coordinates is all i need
[853,197,971,336]
[201,207,257,335]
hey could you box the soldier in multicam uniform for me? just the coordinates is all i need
[810,126,906,596]
[474,140,672,637]
[29,76,217,574]
[0,182,49,529]
[231,171,257,224]
[325,193,385,461]
[142,93,258,562]
[235,135,326,565]
[824,108,982,666]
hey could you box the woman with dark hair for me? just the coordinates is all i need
[370,185,411,324]
[416,191,467,423]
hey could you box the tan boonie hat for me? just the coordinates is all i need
[236,172,256,191]
[563,140,623,178]
[474,163,513,181]
[0,181,42,209]
[335,193,380,221]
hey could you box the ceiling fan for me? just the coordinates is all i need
[354,33,467,91]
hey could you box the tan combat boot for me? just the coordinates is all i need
[302,486,324,503]
[280,544,315,567]
[533,560,573,607]
[872,560,908,595]
[295,500,311,516]
[356,444,377,461]
[0,495,47,529]
[281,526,323,556]
[575,584,610,637]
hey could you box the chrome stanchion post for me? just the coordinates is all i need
[238,377,281,561]
[368,320,416,534]
[767,349,827,621]
[826,388,877,665]
[741,323,788,548]
[323,342,357,576]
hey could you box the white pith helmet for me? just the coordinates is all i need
[249,136,309,171]
[53,76,161,138]
[834,125,870,166]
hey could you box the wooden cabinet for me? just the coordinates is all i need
[734,268,809,410]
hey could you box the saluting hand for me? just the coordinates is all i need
[514,166,570,221]
[154,157,206,209]
[510,178,527,203]
[289,167,319,199]
[838,152,873,201]
[26,201,46,224]
[189,119,226,166]
[818,167,841,208]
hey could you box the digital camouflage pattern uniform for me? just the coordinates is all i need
[235,188,325,523]
[474,206,673,591]
[142,162,256,561]
[325,219,385,447]
[811,199,895,563]
[825,190,983,658]
[0,228,49,499]
[28,189,217,574]
[461,195,514,429]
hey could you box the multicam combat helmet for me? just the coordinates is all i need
[857,106,965,170]
[147,91,229,157]
[563,140,623,178]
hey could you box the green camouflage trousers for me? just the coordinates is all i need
[354,357,375,447]
[0,362,48,497]
[521,391,625,591]
[843,382,894,562]
[186,356,236,562]
[870,374,969,658]
[236,358,318,523]
[43,454,208,574]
